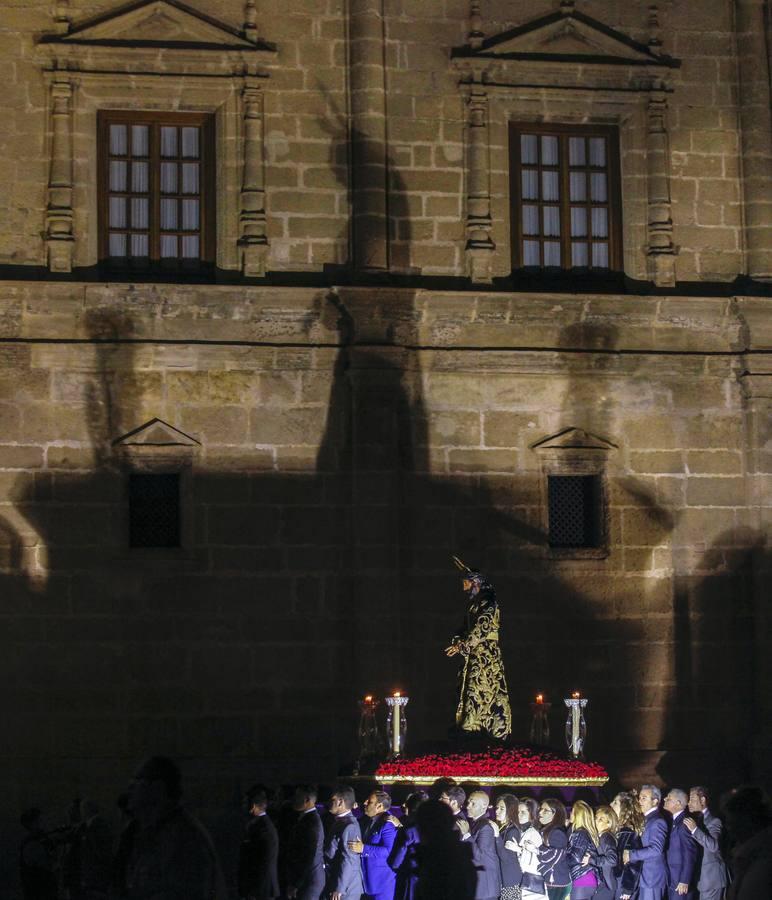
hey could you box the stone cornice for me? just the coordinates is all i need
[0,283,768,358]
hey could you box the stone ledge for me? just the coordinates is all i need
[0,282,768,353]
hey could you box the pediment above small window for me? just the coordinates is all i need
[113,418,200,448]
[452,2,678,88]
[38,0,276,75]
[532,427,617,453]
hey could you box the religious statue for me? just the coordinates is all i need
[444,557,512,741]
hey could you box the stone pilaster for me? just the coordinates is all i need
[239,81,268,277]
[646,87,677,287]
[46,75,74,274]
[465,87,495,284]
[736,0,772,280]
[348,0,389,271]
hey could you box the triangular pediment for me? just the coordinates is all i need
[113,418,200,447]
[452,8,678,68]
[41,0,273,52]
[531,427,617,452]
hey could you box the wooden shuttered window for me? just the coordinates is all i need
[98,111,215,269]
[509,123,622,273]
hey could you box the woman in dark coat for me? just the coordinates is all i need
[537,799,571,900]
[593,806,619,900]
[566,801,599,900]
[610,793,643,900]
[388,791,429,900]
[495,793,523,899]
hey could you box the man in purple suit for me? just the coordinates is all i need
[623,784,669,900]
[348,791,396,900]
[663,789,698,899]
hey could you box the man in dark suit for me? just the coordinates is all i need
[286,785,324,900]
[348,790,396,900]
[664,789,699,899]
[457,791,501,900]
[324,785,363,900]
[439,785,467,836]
[238,785,279,900]
[624,784,669,900]
[684,786,728,900]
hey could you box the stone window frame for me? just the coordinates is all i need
[451,4,681,286]
[532,428,617,561]
[36,1,276,276]
[112,418,200,564]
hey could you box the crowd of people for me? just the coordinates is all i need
[18,756,772,900]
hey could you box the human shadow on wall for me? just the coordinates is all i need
[657,527,768,791]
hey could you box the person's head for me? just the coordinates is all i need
[639,784,661,815]
[722,785,772,845]
[246,784,270,816]
[613,792,644,835]
[439,785,466,815]
[329,785,356,816]
[129,756,182,821]
[517,797,539,827]
[466,791,489,820]
[403,790,429,818]
[293,784,318,812]
[595,805,618,836]
[495,793,519,827]
[363,790,391,819]
[570,800,599,845]
[663,788,688,816]
[688,786,709,814]
[20,808,43,833]
[538,798,567,834]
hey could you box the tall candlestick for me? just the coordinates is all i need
[564,695,588,759]
[385,693,409,759]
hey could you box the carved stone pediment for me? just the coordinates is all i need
[113,418,200,448]
[531,427,617,453]
[452,5,678,88]
[38,0,276,75]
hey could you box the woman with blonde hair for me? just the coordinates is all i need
[566,800,599,899]
[593,806,619,900]
[611,793,643,899]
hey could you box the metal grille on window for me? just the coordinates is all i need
[547,475,601,548]
[129,473,180,548]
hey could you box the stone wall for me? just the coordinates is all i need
[0,1,770,898]
[0,282,769,896]
[0,0,766,279]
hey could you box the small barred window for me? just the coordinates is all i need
[547,474,601,549]
[129,473,180,548]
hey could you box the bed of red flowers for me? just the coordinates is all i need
[376,745,607,782]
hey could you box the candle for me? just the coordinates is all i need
[571,703,580,753]
[392,693,400,754]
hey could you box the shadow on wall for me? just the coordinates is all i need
[657,527,768,788]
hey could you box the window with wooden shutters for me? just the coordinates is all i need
[510,123,622,272]
[98,111,215,269]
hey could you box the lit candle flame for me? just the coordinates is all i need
[572,691,581,699]
[394,691,401,697]
[364,695,373,702]
[536,694,544,704]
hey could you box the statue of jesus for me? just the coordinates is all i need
[444,557,512,741]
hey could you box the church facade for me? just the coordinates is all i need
[0,0,769,890]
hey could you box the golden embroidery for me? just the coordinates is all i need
[454,592,512,739]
